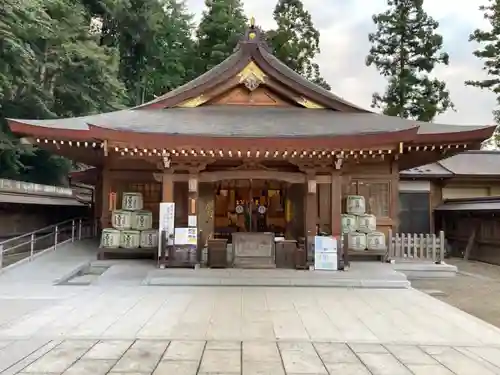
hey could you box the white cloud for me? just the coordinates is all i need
[186,0,497,125]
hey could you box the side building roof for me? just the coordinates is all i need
[401,150,500,178]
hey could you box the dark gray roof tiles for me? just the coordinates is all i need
[400,163,453,177]
[9,106,491,138]
[401,150,500,177]
[438,150,500,175]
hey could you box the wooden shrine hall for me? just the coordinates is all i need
[7,20,495,268]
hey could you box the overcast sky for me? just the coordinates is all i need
[186,0,496,126]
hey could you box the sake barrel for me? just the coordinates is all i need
[140,230,159,248]
[348,232,367,251]
[112,210,133,230]
[100,228,120,248]
[346,195,366,215]
[120,230,141,249]
[341,214,357,233]
[122,192,143,211]
[367,232,386,251]
[357,214,377,233]
[132,210,153,230]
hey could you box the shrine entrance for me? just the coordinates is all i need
[213,179,289,268]
[213,179,287,237]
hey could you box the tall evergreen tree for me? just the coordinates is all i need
[466,0,500,145]
[147,0,196,92]
[0,0,126,183]
[195,0,247,74]
[267,0,330,90]
[82,0,196,105]
[366,0,453,121]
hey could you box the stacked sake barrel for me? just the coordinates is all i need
[341,195,386,252]
[100,192,158,250]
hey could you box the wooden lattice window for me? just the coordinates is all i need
[347,180,390,218]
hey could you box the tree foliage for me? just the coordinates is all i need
[466,0,500,145]
[0,0,126,183]
[267,0,330,90]
[88,0,196,105]
[0,0,334,184]
[195,0,247,74]
[366,0,453,121]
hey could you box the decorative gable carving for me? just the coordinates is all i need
[208,87,294,107]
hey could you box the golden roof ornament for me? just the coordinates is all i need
[248,16,256,39]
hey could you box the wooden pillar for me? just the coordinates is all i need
[100,166,111,230]
[390,159,399,232]
[304,173,317,261]
[94,168,103,222]
[187,173,199,225]
[331,171,342,237]
[430,180,443,233]
[162,172,174,203]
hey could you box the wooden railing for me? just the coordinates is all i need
[388,230,445,263]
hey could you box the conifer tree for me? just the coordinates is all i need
[366,0,453,121]
[267,0,330,90]
[195,0,247,74]
[466,0,500,146]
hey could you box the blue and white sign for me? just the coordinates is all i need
[314,236,338,271]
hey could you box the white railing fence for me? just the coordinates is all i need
[0,217,98,270]
[388,230,445,263]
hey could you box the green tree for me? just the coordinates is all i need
[146,0,197,93]
[88,0,196,105]
[0,0,126,184]
[466,0,500,145]
[366,0,453,121]
[267,0,330,90]
[195,0,247,74]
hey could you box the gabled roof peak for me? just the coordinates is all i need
[236,18,271,52]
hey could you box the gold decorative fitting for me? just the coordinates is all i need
[248,32,256,40]
[243,74,260,91]
[177,95,207,108]
[109,146,396,160]
[250,16,255,27]
[297,97,324,109]
[238,62,266,85]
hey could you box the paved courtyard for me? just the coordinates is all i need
[413,258,500,329]
[1,242,500,374]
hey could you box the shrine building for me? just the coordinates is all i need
[6,21,495,267]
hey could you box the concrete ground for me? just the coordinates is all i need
[412,258,500,329]
[2,242,500,374]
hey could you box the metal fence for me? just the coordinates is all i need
[0,217,98,270]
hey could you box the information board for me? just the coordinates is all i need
[159,202,175,255]
[314,236,338,271]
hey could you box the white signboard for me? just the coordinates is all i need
[174,227,197,245]
[314,236,338,271]
[314,252,338,271]
[159,202,175,254]
[188,215,197,227]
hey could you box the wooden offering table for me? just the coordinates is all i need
[232,232,275,268]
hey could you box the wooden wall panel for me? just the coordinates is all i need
[174,181,188,227]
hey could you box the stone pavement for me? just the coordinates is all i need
[2,242,500,374]
[3,339,500,374]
